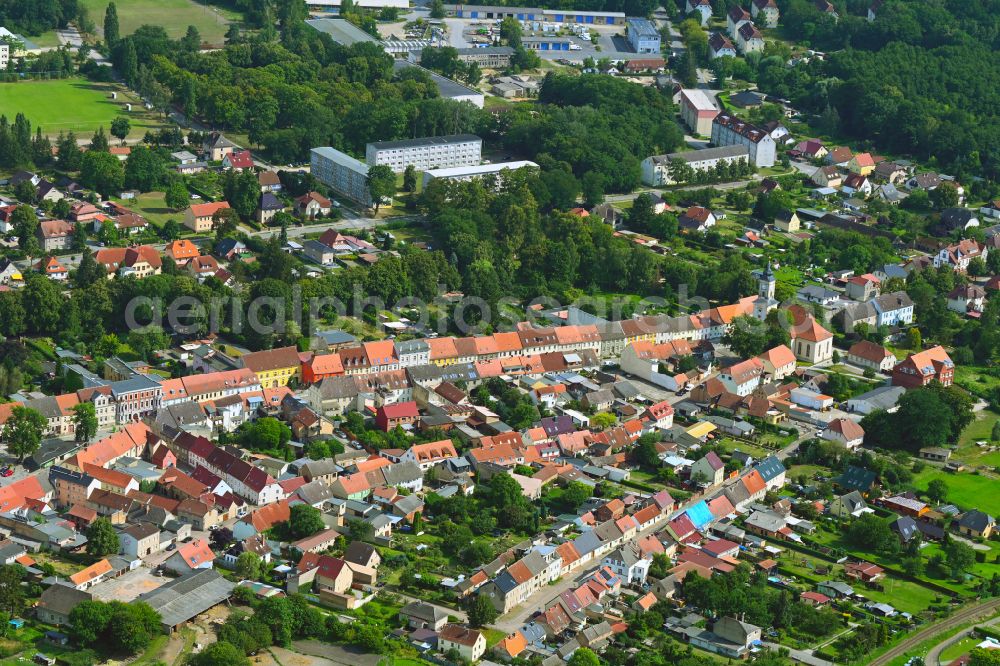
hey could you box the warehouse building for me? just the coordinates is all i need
[311,147,372,208]
[138,569,236,633]
[305,0,409,9]
[422,161,538,187]
[304,18,377,45]
[626,17,661,54]
[522,36,573,51]
[444,5,626,25]
[366,135,483,173]
[641,146,749,186]
[456,46,515,68]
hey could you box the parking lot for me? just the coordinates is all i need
[381,8,661,62]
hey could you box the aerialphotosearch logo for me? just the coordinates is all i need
[122,282,812,339]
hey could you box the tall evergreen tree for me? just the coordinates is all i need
[91,126,110,152]
[122,39,139,88]
[104,2,120,48]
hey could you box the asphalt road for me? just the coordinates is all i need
[869,598,1000,666]
[924,614,1000,666]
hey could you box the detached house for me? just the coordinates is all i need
[948,284,986,314]
[848,340,895,372]
[204,133,238,161]
[811,165,842,188]
[934,238,987,273]
[726,5,751,37]
[736,22,764,53]
[750,0,779,27]
[679,206,717,232]
[686,0,712,25]
[708,32,737,59]
[956,510,995,539]
[821,418,865,449]
[690,451,725,486]
[184,201,231,233]
[438,625,486,663]
[718,358,764,396]
[758,345,796,380]
[295,192,332,220]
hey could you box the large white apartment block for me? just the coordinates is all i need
[365,134,483,173]
[310,147,372,208]
[0,43,9,69]
[642,145,749,186]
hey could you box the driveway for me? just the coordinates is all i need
[443,19,471,48]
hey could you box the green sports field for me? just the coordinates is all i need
[0,79,157,136]
[79,0,238,44]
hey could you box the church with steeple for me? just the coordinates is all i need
[752,263,779,320]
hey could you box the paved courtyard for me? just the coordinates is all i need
[91,567,166,602]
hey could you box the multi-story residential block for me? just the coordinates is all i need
[37,220,75,252]
[110,374,162,423]
[366,134,482,173]
[0,43,8,69]
[626,17,661,53]
[711,113,776,167]
[679,89,720,136]
[49,466,100,509]
[311,147,373,208]
[241,346,301,388]
[642,146,748,186]
[892,346,954,388]
[184,201,231,233]
[395,339,430,368]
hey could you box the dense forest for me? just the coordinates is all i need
[0,0,78,35]
[751,0,1000,180]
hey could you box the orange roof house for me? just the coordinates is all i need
[165,240,199,264]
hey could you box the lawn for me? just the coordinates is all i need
[79,0,239,44]
[940,635,979,662]
[777,542,948,615]
[911,467,1000,515]
[953,365,1000,401]
[715,437,773,459]
[950,409,1000,467]
[29,31,64,48]
[113,191,182,229]
[0,78,160,136]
